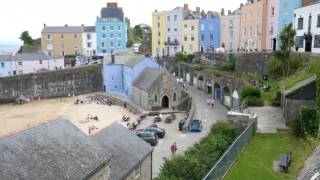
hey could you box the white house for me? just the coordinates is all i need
[82,26,97,57]
[294,3,320,53]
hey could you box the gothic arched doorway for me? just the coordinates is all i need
[161,95,169,108]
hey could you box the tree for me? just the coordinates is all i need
[20,31,34,46]
[133,25,143,42]
[273,24,296,78]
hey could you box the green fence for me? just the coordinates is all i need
[203,119,257,180]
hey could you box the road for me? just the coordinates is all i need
[142,85,228,178]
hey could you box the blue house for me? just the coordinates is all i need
[0,55,12,77]
[278,0,303,33]
[96,3,127,55]
[199,13,221,53]
[103,55,160,99]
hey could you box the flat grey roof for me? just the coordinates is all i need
[42,25,95,33]
[105,55,149,67]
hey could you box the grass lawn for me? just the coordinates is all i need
[224,130,319,180]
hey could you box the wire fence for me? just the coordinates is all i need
[203,119,257,180]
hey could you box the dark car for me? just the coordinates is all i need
[138,127,166,138]
[136,131,158,146]
[190,119,203,132]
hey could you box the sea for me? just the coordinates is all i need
[0,44,20,54]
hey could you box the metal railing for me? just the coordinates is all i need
[203,119,257,180]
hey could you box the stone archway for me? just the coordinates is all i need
[161,95,169,109]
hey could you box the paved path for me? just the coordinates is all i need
[145,85,228,178]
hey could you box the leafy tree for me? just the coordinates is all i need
[126,39,133,48]
[270,24,296,78]
[240,86,261,101]
[293,106,319,138]
[20,31,34,46]
[133,25,143,41]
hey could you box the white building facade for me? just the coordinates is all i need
[165,7,184,56]
[82,26,97,57]
[220,9,241,52]
[294,3,320,53]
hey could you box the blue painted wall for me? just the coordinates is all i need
[278,0,302,33]
[96,19,127,55]
[199,18,221,53]
[103,57,160,99]
[0,60,12,77]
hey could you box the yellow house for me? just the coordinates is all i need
[181,19,199,54]
[41,25,84,56]
[152,10,166,56]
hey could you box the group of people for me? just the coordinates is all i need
[87,114,99,121]
[88,125,98,134]
[206,98,215,108]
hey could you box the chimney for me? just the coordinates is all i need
[184,4,188,10]
[240,3,244,8]
[155,9,158,12]
[43,23,46,27]
[196,7,200,15]
[221,8,225,16]
[64,24,68,27]
[111,50,115,64]
[228,10,232,15]
[81,24,84,27]
[107,2,118,8]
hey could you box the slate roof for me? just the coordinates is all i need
[0,53,63,61]
[42,26,83,33]
[133,68,163,91]
[104,55,148,67]
[0,119,111,180]
[83,26,96,33]
[283,75,317,96]
[100,7,124,21]
[93,123,153,180]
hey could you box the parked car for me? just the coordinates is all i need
[137,127,166,138]
[136,131,158,146]
[190,119,202,132]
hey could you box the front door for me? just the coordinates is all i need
[305,38,312,52]
[273,39,277,51]
[161,96,169,108]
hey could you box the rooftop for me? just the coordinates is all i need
[104,55,152,67]
[133,68,163,91]
[283,75,317,96]
[42,25,95,33]
[0,53,63,61]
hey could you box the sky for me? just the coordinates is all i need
[0,0,245,45]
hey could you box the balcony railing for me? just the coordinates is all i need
[165,40,179,46]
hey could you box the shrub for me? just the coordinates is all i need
[158,121,240,179]
[195,64,204,71]
[175,53,194,63]
[244,96,264,107]
[271,91,281,107]
[126,39,133,48]
[240,86,261,101]
[293,106,319,138]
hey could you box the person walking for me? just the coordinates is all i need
[206,98,210,107]
[170,142,178,156]
[211,99,215,108]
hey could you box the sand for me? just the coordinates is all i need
[0,95,137,137]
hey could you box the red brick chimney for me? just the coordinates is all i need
[107,2,118,8]
[196,7,201,15]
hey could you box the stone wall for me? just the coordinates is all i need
[0,65,103,103]
[283,99,316,125]
[124,153,152,180]
[235,52,272,77]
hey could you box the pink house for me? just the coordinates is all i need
[266,0,279,51]
[11,53,64,75]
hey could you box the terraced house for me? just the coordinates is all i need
[220,8,241,52]
[199,11,221,53]
[96,3,127,55]
[181,16,199,54]
[41,25,84,56]
[152,10,167,57]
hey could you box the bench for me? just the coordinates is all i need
[279,152,292,172]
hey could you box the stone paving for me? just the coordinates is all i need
[139,85,228,178]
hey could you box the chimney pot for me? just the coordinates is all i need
[44,23,46,27]
[64,24,68,27]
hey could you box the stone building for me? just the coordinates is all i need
[0,119,153,180]
[132,68,184,110]
[282,75,317,124]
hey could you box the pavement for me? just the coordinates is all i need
[138,85,228,178]
[247,106,287,133]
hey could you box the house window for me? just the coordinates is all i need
[61,34,64,39]
[191,25,195,31]
[87,42,91,48]
[134,164,141,178]
[174,15,178,21]
[174,28,177,32]
[191,36,194,41]
[173,93,176,101]
[87,34,91,40]
[112,76,114,80]
[118,26,121,31]
[47,34,51,40]
[110,34,114,39]
[74,34,77,39]
[271,7,275,16]
[111,41,114,47]
[298,18,304,30]
[118,41,121,47]
[39,60,42,64]
[184,36,187,41]
[102,26,106,30]
[158,41,160,45]
[167,16,170,21]
[110,26,114,31]
[168,28,170,32]
[118,33,122,38]
[201,34,205,42]
[210,34,213,42]
[155,94,157,102]
[18,61,23,66]
[1,62,4,67]
[201,24,205,31]
[184,24,187,29]
[314,35,320,48]
[101,42,105,48]
[317,15,320,27]
[158,32,161,36]
[157,23,160,28]
[296,36,304,48]
[284,3,288,15]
